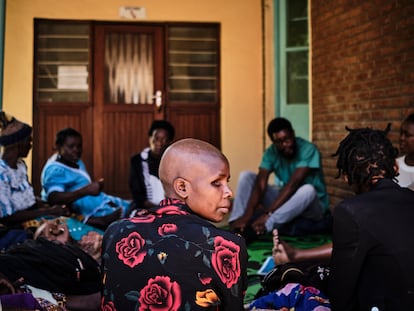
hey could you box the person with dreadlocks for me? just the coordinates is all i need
[272,125,414,310]
[329,124,414,310]
[273,115,414,267]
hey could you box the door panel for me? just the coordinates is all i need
[166,24,221,148]
[93,24,164,199]
[100,109,154,198]
[167,104,220,145]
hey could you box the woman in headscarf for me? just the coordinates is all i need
[0,111,69,228]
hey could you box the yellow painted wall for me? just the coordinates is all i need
[3,0,268,191]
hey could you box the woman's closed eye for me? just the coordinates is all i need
[211,176,230,187]
[212,180,222,187]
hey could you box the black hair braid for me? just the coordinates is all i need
[332,124,398,186]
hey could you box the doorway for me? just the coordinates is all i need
[33,20,220,198]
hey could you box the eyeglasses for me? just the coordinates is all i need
[272,134,294,146]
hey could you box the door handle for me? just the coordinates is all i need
[152,90,162,110]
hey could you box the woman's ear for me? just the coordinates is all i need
[173,177,188,199]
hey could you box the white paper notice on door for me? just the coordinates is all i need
[57,66,88,90]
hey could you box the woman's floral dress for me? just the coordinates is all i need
[101,198,248,311]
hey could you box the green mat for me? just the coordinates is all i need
[244,233,332,304]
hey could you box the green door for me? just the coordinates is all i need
[275,0,309,140]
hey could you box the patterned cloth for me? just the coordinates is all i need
[0,159,36,218]
[247,283,330,311]
[0,286,67,311]
[101,198,248,310]
[41,156,130,220]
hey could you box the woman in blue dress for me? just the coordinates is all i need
[41,128,131,228]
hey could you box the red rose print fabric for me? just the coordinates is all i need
[101,199,248,310]
[212,236,241,289]
[115,231,147,268]
[139,276,181,311]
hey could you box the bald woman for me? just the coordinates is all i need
[102,138,248,310]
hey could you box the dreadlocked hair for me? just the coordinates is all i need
[332,124,398,186]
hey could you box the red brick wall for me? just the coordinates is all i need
[311,0,414,209]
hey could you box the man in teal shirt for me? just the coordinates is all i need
[229,117,329,242]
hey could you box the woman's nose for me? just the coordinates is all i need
[224,185,233,198]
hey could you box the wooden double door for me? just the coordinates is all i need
[33,22,220,199]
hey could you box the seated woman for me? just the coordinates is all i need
[0,111,69,240]
[41,128,131,228]
[129,120,175,211]
[397,112,414,190]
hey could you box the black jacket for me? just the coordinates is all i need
[329,179,414,310]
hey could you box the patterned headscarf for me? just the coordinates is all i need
[0,111,33,146]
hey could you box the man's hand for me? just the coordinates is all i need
[230,216,250,233]
[230,204,266,233]
[251,213,269,235]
